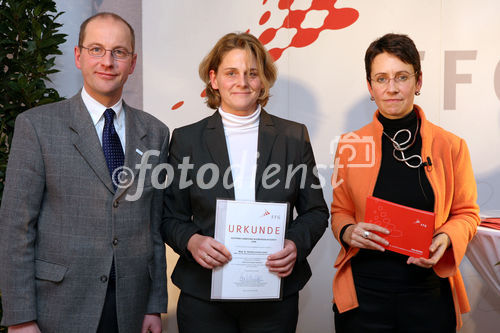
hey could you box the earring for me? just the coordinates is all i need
[415,91,421,96]
[370,96,375,101]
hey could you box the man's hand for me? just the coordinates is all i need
[141,313,162,333]
[8,321,41,333]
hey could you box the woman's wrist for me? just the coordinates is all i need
[339,224,354,247]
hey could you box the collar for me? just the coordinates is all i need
[81,87,124,126]
[377,108,417,130]
[373,104,427,132]
[218,105,261,129]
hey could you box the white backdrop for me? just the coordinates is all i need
[142,1,500,332]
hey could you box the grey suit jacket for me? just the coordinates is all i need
[162,110,328,300]
[0,94,168,332]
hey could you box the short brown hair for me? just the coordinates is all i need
[199,32,277,109]
[78,12,135,52]
[365,33,420,83]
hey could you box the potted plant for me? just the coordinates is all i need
[0,0,66,328]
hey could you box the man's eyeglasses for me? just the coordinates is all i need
[80,46,132,60]
[370,72,418,87]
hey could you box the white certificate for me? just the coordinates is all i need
[211,199,288,300]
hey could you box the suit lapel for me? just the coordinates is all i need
[255,110,277,193]
[204,111,234,199]
[115,102,148,199]
[69,94,115,193]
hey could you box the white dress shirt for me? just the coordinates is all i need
[81,87,126,150]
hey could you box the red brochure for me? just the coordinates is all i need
[365,196,435,258]
[480,218,500,230]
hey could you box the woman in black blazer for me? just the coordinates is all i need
[161,32,328,333]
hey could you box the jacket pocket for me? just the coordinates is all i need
[35,259,68,282]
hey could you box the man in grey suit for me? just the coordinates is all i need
[0,12,168,333]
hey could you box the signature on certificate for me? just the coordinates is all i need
[235,273,267,288]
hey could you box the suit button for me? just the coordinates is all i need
[113,200,119,208]
[112,238,118,246]
[100,275,108,283]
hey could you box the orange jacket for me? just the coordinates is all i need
[331,105,480,329]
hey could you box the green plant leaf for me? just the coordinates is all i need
[0,1,66,325]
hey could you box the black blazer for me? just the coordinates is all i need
[161,110,328,300]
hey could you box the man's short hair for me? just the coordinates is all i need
[78,12,135,52]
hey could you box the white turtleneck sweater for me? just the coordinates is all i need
[219,106,261,201]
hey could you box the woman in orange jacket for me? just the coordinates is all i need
[331,33,480,332]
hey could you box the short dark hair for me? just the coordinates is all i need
[78,12,135,52]
[199,32,277,109]
[365,33,420,82]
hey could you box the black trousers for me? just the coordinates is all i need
[333,279,456,333]
[177,292,299,333]
[97,277,119,333]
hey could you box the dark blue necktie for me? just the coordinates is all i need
[102,109,123,282]
[102,108,124,190]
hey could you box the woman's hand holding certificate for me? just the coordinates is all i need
[187,234,232,269]
[211,199,289,300]
[266,239,297,277]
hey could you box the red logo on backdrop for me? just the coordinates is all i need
[171,0,359,110]
[258,0,359,61]
[261,210,271,217]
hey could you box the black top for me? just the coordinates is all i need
[161,110,329,300]
[351,110,442,291]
